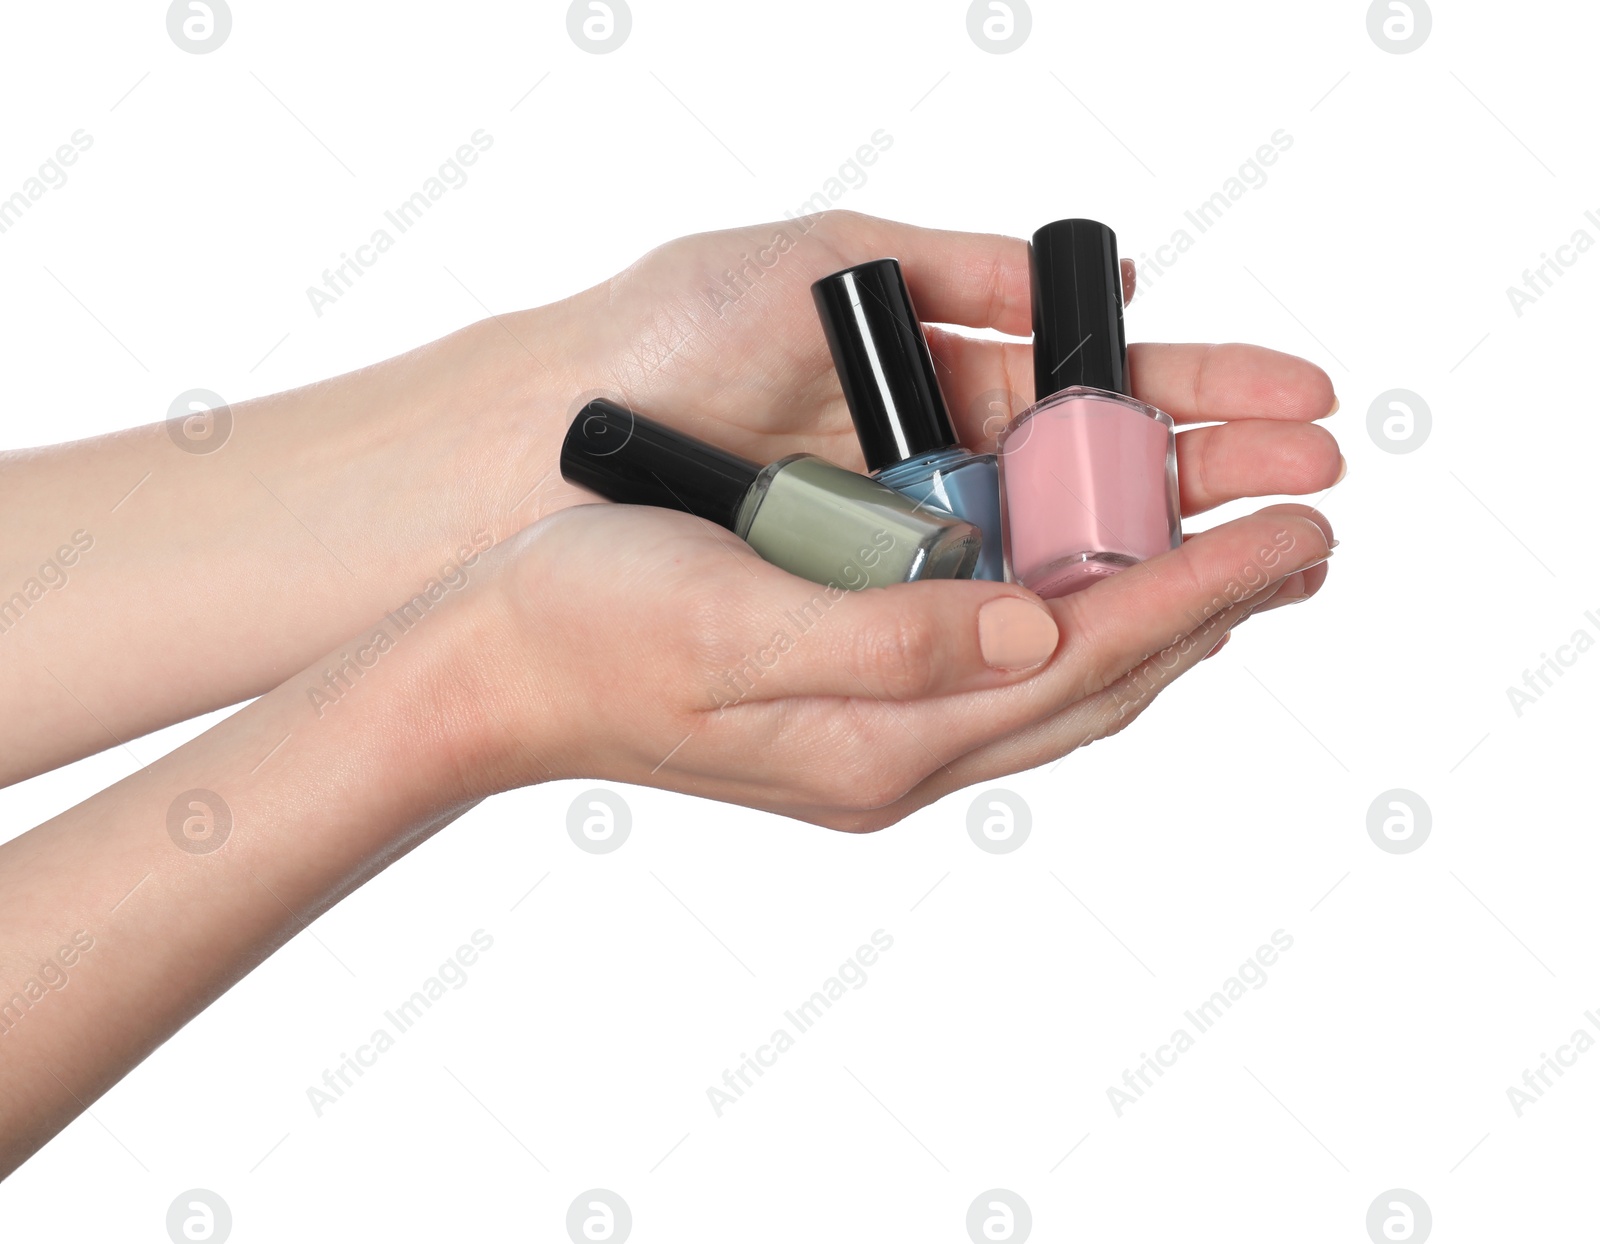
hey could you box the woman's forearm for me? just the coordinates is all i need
[0,310,578,786]
[0,595,488,1177]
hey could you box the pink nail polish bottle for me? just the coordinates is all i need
[997,219,1181,597]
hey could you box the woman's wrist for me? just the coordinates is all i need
[351,532,565,806]
[257,303,584,551]
[0,300,590,785]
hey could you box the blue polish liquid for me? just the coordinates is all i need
[877,448,1005,582]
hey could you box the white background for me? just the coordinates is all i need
[2,0,1596,1240]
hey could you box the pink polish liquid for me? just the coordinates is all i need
[999,389,1178,596]
[998,220,1181,598]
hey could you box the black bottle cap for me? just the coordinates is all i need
[811,258,957,474]
[560,399,758,531]
[1030,219,1129,400]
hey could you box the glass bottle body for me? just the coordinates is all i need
[996,387,1180,598]
[736,454,981,590]
[876,448,1005,582]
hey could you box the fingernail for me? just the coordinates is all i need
[1205,632,1232,659]
[979,597,1059,670]
[1327,396,1340,416]
[1291,515,1335,556]
[1333,455,1348,485]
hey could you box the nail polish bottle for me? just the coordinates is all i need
[561,399,982,589]
[812,258,1005,581]
[997,219,1181,598]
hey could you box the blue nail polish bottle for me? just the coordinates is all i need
[875,449,1003,581]
[812,258,1006,580]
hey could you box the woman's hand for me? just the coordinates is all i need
[0,209,1339,787]
[429,497,1334,832]
[523,211,1342,524]
[0,210,1340,1177]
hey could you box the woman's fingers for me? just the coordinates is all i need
[923,328,1034,448]
[1128,342,1336,425]
[817,213,1033,336]
[926,336,1342,458]
[741,505,1331,776]
[551,500,1331,831]
[1249,558,1330,613]
[725,576,1060,706]
[1044,505,1332,700]
[1175,418,1344,515]
[805,547,1304,831]
[810,217,1137,339]
[930,336,1347,516]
